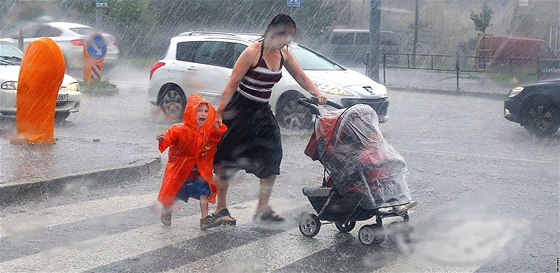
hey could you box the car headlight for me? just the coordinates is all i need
[378,85,387,96]
[314,82,353,96]
[64,82,80,92]
[1,81,17,90]
[508,86,524,97]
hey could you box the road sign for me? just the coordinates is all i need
[85,33,107,61]
[96,0,108,8]
[287,0,301,8]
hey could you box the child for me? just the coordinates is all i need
[156,93,227,230]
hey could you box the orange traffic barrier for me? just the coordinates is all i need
[11,37,65,145]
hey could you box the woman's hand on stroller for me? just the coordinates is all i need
[315,94,327,105]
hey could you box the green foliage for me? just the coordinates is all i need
[79,78,117,90]
[470,4,493,34]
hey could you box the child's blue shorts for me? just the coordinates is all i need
[176,171,211,202]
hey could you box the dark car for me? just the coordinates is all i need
[504,79,560,137]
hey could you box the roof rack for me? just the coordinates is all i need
[178,31,241,37]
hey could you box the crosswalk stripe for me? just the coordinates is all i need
[0,199,302,272]
[168,224,346,273]
[0,192,155,238]
[370,256,479,273]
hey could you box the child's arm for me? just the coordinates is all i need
[158,125,179,153]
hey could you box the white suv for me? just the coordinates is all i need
[148,32,389,129]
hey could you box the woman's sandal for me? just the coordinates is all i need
[212,208,237,226]
[254,207,285,224]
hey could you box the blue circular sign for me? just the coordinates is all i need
[86,33,107,61]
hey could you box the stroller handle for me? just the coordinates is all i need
[298,97,344,114]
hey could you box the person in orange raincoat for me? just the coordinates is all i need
[157,93,227,230]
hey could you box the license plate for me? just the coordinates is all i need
[57,94,68,102]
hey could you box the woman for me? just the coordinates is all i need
[212,14,327,226]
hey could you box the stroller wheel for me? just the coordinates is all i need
[358,224,385,245]
[299,213,321,238]
[335,221,356,233]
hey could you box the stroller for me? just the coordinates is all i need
[297,98,416,245]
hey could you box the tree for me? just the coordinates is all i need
[470,4,493,34]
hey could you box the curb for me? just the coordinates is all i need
[388,86,508,100]
[0,156,161,206]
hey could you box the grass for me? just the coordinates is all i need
[79,79,117,90]
[489,73,538,85]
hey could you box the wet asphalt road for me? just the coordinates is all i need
[0,66,558,272]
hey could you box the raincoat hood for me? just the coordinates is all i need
[183,93,216,131]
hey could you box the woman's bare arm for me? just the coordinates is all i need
[282,47,326,103]
[215,47,257,123]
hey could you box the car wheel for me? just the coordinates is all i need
[54,112,70,121]
[158,85,186,120]
[523,98,559,137]
[275,91,313,130]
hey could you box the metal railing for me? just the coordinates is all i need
[378,51,552,91]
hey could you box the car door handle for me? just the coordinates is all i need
[187,66,197,71]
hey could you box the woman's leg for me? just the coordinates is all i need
[256,175,285,223]
[212,174,236,224]
[215,175,229,213]
[258,175,276,211]
[199,195,209,219]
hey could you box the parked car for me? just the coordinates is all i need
[1,22,119,69]
[504,79,560,137]
[477,36,558,70]
[148,32,389,129]
[0,41,81,120]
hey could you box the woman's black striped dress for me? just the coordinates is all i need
[213,42,284,179]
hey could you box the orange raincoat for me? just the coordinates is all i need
[157,94,227,207]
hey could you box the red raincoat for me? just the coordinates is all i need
[157,94,227,207]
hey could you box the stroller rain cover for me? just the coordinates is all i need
[304,104,412,209]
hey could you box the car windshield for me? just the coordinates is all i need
[290,44,344,71]
[70,27,94,35]
[0,43,23,65]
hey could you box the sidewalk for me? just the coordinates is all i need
[350,66,516,99]
[0,136,161,205]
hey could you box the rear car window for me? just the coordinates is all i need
[70,27,94,35]
[176,41,201,62]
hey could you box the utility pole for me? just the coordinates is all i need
[368,0,381,82]
[412,0,419,67]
